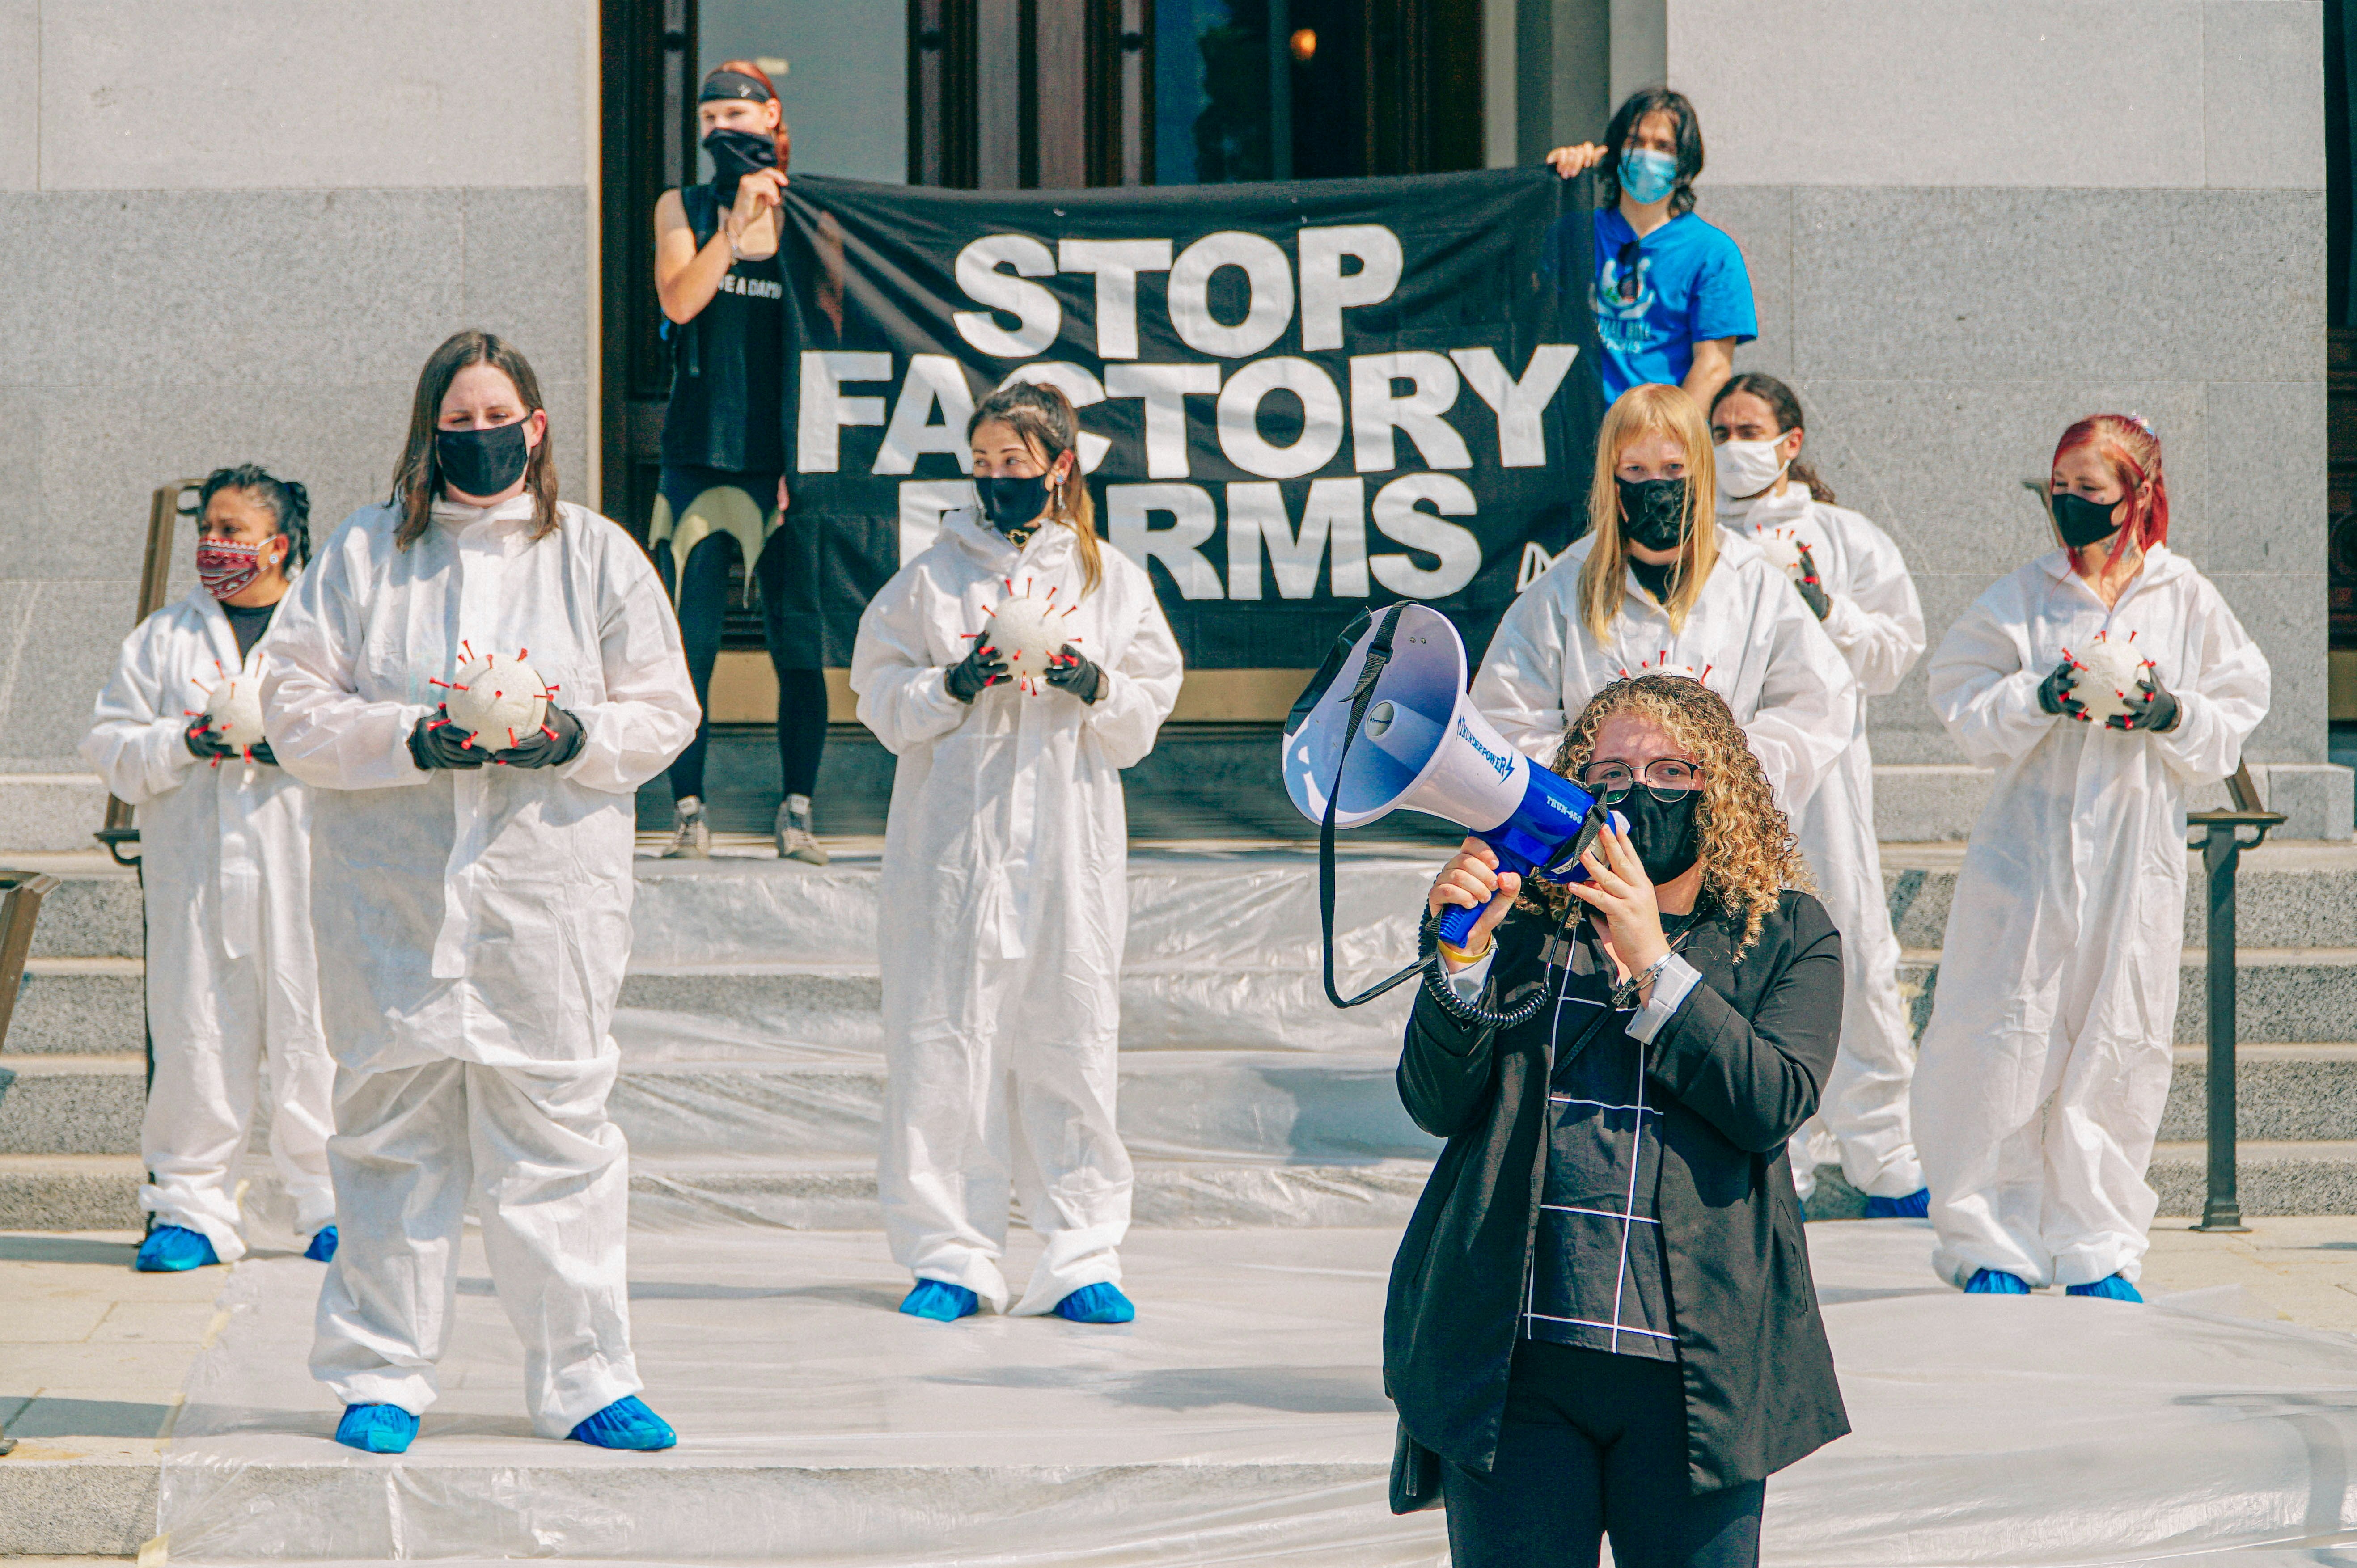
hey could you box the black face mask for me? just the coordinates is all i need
[976,475,1051,534]
[1616,476,1688,553]
[436,419,533,500]
[2051,491,2123,549]
[1611,785,1702,884]
[704,127,777,203]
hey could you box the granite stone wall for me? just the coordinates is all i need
[0,0,593,816]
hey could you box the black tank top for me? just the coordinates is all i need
[661,183,787,473]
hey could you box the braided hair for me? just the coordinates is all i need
[198,463,312,570]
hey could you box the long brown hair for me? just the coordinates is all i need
[392,330,559,550]
[1578,384,1718,642]
[966,381,1104,596]
[1709,372,1835,503]
[1533,674,1812,953]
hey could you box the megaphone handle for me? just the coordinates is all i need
[1435,899,1484,949]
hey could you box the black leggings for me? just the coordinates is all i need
[1441,1342,1763,1568]
[656,478,827,803]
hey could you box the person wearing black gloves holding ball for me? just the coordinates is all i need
[1392,673,1847,1568]
[853,380,1181,1327]
[262,330,698,1457]
[1914,414,2268,1302]
[82,464,339,1275]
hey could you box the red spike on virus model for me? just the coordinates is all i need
[436,649,557,749]
[192,667,266,755]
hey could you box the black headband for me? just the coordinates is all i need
[700,70,774,104]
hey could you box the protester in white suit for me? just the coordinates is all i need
[1709,374,1930,1216]
[82,466,335,1273]
[854,382,1183,1326]
[1914,414,2268,1300]
[1473,382,1855,831]
[262,332,698,1454]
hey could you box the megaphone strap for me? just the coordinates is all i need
[1318,605,1424,1010]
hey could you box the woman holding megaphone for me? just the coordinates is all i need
[1472,383,1856,820]
[1388,673,1848,1568]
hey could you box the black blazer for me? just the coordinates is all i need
[1384,888,1850,1493]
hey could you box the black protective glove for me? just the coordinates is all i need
[491,705,586,768]
[945,640,1009,704]
[1793,544,1831,621]
[184,715,237,760]
[408,708,489,770]
[1044,643,1107,704]
[246,738,278,767]
[2110,671,2182,734]
[2035,658,2089,721]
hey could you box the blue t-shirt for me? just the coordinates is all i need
[1556,208,1757,402]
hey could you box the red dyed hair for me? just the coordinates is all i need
[2052,413,2168,552]
[707,60,792,171]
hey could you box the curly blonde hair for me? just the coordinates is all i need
[1521,674,1811,953]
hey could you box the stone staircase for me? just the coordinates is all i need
[3,840,2355,1232]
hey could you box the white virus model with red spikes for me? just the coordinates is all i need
[1753,526,1807,580]
[432,644,556,749]
[1615,651,1711,686]
[2069,630,2148,724]
[977,578,1082,695]
[194,665,267,752]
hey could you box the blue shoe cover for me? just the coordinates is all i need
[1964,1268,2032,1294]
[900,1279,979,1321]
[1864,1188,1932,1220]
[334,1403,418,1454]
[569,1395,677,1450]
[303,1226,338,1263]
[2066,1273,2144,1302]
[135,1226,219,1272]
[1054,1283,1136,1323]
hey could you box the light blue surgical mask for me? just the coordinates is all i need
[1620,148,1679,206]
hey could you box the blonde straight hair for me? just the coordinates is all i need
[1577,384,1718,643]
[966,381,1104,596]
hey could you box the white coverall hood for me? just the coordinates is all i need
[1470,526,1859,814]
[1913,545,2269,1289]
[1724,496,1931,1202]
[261,495,699,1434]
[80,587,334,1259]
[852,508,1183,1315]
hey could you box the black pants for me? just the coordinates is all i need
[1441,1342,1763,1568]
[655,469,827,803]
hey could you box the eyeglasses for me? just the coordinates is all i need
[1578,758,1702,800]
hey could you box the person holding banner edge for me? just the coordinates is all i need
[852,382,1183,1326]
[1548,88,1756,410]
[650,59,829,865]
[1710,373,1931,1218]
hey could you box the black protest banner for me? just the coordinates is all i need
[777,167,1602,671]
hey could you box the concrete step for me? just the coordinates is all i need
[0,1153,144,1230]
[2160,1045,2357,1141]
[1883,841,2357,951]
[631,1153,1433,1231]
[1896,951,2357,1047]
[2148,1141,2357,1217]
[0,1055,143,1154]
[7,959,146,1056]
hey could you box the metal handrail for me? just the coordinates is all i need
[2184,764,2285,1234]
[97,480,206,867]
[0,867,56,1456]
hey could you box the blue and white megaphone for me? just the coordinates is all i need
[1282,604,1625,995]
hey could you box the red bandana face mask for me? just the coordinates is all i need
[196,539,275,601]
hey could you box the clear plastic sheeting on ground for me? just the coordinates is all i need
[155,1221,2357,1566]
[628,845,1442,1052]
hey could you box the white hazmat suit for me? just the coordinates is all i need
[1473,529,1858,811]
[261,495,698,1433]
[80,589,335,1260]
[1721,486,1928,1203]
[853,509,1182,1315]
[1914,545,2268,1289]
